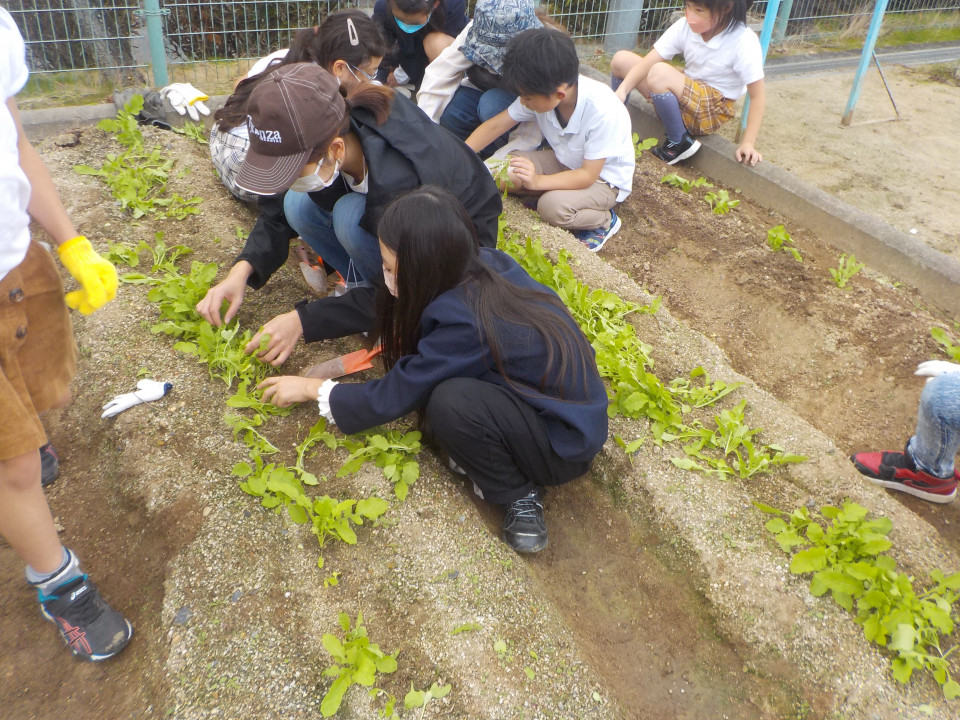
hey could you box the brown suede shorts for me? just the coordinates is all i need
[0,241,77,459]
[680,76,737,136]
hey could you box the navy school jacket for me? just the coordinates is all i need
[329,248,609,464]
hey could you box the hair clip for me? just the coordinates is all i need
[347,17,360,46]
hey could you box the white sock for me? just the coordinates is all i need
[26,547,82,592]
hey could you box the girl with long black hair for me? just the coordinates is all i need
[259,186,608,553]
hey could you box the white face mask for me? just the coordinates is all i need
[382,266,398,298]
[289,155,340,193]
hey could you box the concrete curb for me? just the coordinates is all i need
[581,64,960,317]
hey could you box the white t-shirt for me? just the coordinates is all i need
[0,8,31,283]
[654,19,763,100]
[507,75,634,202]
[247,49,288,78]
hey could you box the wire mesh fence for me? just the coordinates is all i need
[6,0,960,99]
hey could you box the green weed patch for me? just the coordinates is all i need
[758,500,960,699]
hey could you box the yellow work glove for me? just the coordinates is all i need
[57,236,118,315]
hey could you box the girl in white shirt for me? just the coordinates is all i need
[610,0,765,166]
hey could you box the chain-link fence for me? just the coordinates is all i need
[7,1,960,99]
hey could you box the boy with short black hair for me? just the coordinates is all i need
[465,27,634,252]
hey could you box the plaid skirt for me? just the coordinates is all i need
[0,242,77,459]
[209,125,258,203]
[679,76,736,136]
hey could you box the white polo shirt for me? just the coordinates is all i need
[654,19,763,100]
[0,8,31,283]
[507,75,634,202]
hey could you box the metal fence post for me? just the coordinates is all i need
[773,0,794,44]
[841,0,889,126]
[603,0,646,55]
[736,0,781,143]
[143,0,169,87]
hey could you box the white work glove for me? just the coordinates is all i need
[915,360,960,383]
[160,83,210,121]
[102,380,173,418]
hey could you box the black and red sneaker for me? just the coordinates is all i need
[850,448,958,504]
[39,575,133,661]
[40,443,59,488]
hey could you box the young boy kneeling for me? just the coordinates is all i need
[466,28,634,252]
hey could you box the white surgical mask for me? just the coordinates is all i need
[382,266,398,298]
[289,156,340,193]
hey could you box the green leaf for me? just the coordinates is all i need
[943,679,960,700]
[232,462,252,477]
[889,624,917,653]
[524,666,535,680]
[321,674,351,717]
[322,634,347,662]
[451,622,481,635]
[356,497,389,519]
[375,653,398,674]
[352,653,377,686]
[790,547,828,574]
[404,687,427,709]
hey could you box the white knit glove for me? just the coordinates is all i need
[160,83,210,121]
[915,360,960,383]
[102,380,173,418]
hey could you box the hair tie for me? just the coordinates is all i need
[347,18,360,46]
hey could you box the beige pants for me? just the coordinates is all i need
[512,149,619,231]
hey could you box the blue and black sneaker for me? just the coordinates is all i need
[39,574,133,661]
[572,210,621,252]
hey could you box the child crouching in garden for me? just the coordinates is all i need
[258,186,609,553]
[466,28,634,253]
[610,0,765,166]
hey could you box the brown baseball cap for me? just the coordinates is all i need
[236,63,346,196]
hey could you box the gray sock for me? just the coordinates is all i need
[650,91,688,144]
[26,547,81,592]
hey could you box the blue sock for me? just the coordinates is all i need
[610,74,623,92]
[650,92,688,144]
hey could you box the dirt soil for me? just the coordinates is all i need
[2,63,960,720]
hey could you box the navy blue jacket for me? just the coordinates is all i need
[373,0,468,88]
[329,248,609,463]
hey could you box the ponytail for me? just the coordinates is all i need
[343,83,394,127]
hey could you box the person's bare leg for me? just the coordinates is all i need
[0,449,63,573]
[424,31,454,62]
[646,61,686,98]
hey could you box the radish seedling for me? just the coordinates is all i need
[704,190,739,215]
[766,225,802,262]
[829,253,865,289]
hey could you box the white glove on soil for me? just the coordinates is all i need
[915,360,960,383]
[102,379,173,418]
[160,83,210,121]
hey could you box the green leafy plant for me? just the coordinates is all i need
[829,253,865,289]
[338,430,422,501]
[632,133,658,157]
[661,173,713,193]
[757,500,960,699]
[404,682,451,717]
[766,225,802,262]
[320,611,398,717]
[704,189,740,215]
[172,120,208,144]
[931,327,960,362]
[74,94,202,219]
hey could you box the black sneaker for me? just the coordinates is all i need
[39,575,133,660]
[40,443,59,488]
[503,488,548,553]
[652,132,701,165]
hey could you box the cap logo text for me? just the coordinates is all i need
[246,116,282,143]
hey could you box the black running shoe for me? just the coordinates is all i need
[652,132,701,165]
[503,489,548,553]
[40,443,59,488]
[39,575,133,661]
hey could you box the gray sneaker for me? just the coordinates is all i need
[39,574,133,661]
